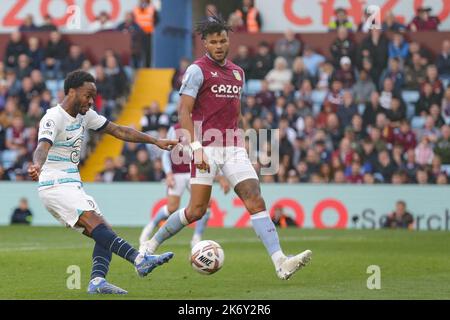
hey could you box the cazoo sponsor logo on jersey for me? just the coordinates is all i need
[211,84,242,98]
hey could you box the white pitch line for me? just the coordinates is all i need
[0,235,331,252]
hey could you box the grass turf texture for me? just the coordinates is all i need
[0,226,449,300]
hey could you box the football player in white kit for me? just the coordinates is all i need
[139,123,230,250]
[28,70,178,294]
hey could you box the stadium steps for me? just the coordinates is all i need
[80,69,175,182]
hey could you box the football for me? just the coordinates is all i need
[190,240,225,275]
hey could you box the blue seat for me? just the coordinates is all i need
[411,116,426,129]
[401,90,420,104]
[244,79,262,96]
[441,165,450,176]
[311,90,327,116]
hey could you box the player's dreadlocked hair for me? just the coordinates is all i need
[196,13,233,40]
[64,70,95,95]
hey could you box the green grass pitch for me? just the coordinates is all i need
[0,226,449,300]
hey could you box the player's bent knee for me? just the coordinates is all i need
[244,196,266,214]
[77,211,106,236]
[186,205,208,223]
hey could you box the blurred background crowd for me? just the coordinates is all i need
[1,1,450,185]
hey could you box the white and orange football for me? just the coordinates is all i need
[190,240,225,275]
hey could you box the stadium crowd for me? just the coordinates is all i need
[1,4,450,185]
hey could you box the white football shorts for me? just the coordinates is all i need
[190,146,258,188]
[38,184,102,232]
[167,172,191,197]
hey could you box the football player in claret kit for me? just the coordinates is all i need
[139,122,231,249]
[28,70,178,294]
[141,15,312,280]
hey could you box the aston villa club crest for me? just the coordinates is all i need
[232,70,242,81]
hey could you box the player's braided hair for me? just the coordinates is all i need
[64,70,95,95]
[196,12,233,40]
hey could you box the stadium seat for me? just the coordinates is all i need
[402,90,420,120]
[441,164,450,176]
[244,79,262,96]
[45,80,64,98]
[411,116,426,129]
[312,90,327,115]
[358,103,365,115]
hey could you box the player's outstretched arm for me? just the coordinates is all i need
[102,121,178,150]
[179,94,210,171]
[28,141,52,181]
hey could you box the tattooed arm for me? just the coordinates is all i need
[102,122,178,150]
[28,141,52,181]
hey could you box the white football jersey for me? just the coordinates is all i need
[37,105,108,189]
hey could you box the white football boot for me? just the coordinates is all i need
[276,250,312,280]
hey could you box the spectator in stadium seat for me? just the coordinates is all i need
[429,104,446,128]
[24,99,43,128]
[117,11,144,69]
[234,0,262,33]
[404,53,427,90]
[383,200,414,229]
[291,57,314,89]
[4,31,27,69]
[89,11,115,33]
[379,77,402,111]
[44,31,69,63]
[135,149,154,181]
[436,40,450,81]
[330,27,356,68]
[416,82,441,116]
[405,41,432,68]
[352,69,376,105]
[333,169,346,183]
[125,163,140,182]
[265,57,292,93]
[418,116,440,146]
[19,14,38,32]
[250,41,274,80]
[378,58,404,93]
[442,87,450,122]
[382,12,406,32]
[376,113,395,146]
[18,77,36,113]
[112,155,127,182]
[26,37,45,71]
[104,55,128,97]
[62,45,86,75]
[394,120,417,151]
[369,127,388,152]
[386,97,406,124]
[40,15,58,32]
[15,54,32,81]
[0,97,22,129]
[408,7,440,32]
[434,125,450,164]
[316,61,334,90]
[170,57,190,92]
[332,56,356,89]
[346,160,363,183]
[359,29,389,82]
[302,46,325,77]
[99,157,116,183]
[360,57,379,84]
[0,80,8,111]
[274,29,301,67]
[430,155,444,183]
[272,206,298,228]
[10,198,33,225]
[415,136,434,166]
[337,90,358,128]
[328,8,353,31]
[422,65,444,101]
[30,70,46,95]
[232,45,252,78]
[324,79,344,113]
[436,172,448,184]
[388,32,409,62]
[227,12,246,33]
[375,149,397,182]
[415,166,430,184]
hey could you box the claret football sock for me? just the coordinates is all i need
[90,243,112,280]
[250,211,285,267]
[91,223,139,264]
